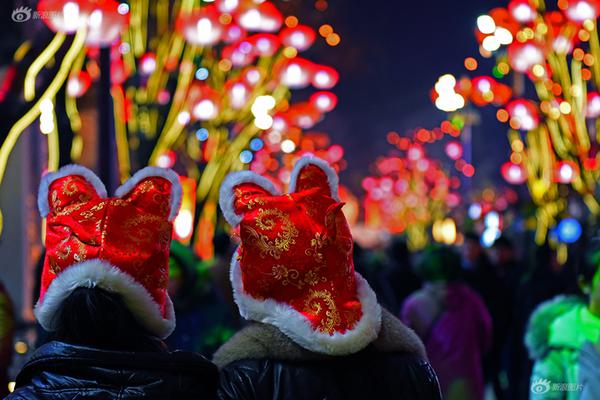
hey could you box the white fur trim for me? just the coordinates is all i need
[288,155,340,201]
[115,167,182,221]
[219,171,280,227]
[229,251,382,355]
[34,259,176,339]
[38,165,107,218]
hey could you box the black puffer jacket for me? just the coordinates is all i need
[213,309,441,400]
[6,341,218,400]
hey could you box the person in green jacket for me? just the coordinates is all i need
[525,249,600,400]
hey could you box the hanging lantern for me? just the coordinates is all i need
[188,84,220,121]
[563,0,600,23]
[470,76,496,106]
[37,0,88,33]
[176,6,224,46]
[223,41,256,67]
[85,1,129,46]
[309,91,338,113]
[554,160,580,183]
[312,64,339,89]
[216,0,240,13]
[279,25,317,52]
[508,0,537,24]
[225,79,252,109]
[287,102,321,129]
[506,99,540,130]
[278,58,314,88]
[501,161,528,184]
[222,23,246,43]
[247,33,281,57]
[66,71,91,98]
[507,40,545,73]
[236,1,283,32]
[586,91,600,118]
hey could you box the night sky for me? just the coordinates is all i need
[281,0,513,193]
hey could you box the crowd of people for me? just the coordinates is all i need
[0,156,599,399]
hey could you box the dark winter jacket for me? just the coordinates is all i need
[6,341,218,400]
[213,309,441,400]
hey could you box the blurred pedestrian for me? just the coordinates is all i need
[403,245,492,400]
[214,156,441,400]
[526,243,600,400]
[8,166,218,399]
[463,232,509,398]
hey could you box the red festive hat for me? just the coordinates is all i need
[220,155,381,355]
[35,165,182,339]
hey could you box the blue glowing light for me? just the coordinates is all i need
[239,150,253,164]
[250,138,264,151]
[195,68,209,81]
[196,128,209,141]
[557,218,582,244]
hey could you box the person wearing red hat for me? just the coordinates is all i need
[214,155,441,400]
[7,166,218,399]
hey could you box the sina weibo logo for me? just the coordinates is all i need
[12,6,32,22]
[531,378,551,394]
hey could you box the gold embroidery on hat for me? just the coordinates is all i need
[245,209,298,259]
[303,289,341,334]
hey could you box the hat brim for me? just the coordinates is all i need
[229,250,382,355]
[34,259,176,339]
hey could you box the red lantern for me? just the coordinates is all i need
[176,5,224,46]
[222,24,246,43]
[236,1,283,32]
[225,79,252,110]
[508,40,545,73]
[470,76,496,106]
[563,0,600,23]
[37,0,90,33]
[222,41,257,67]
[85,0,128,46]
[287,102,322,129]
[311,64,339,89]
[587,91,600,118]
[501,162,527,184]
[278,58,314,89]
[554,160,580,183]
[506,99,540,130]
[188,83,220,121]
[309,91,338,113]
[508,0,537,24]
[216,0,240,13]
[66,71,91,97]
[279,25,317,52]
[247,34,281,57]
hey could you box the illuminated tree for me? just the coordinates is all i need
[362,126,463,250]
[433,0,600,244]
[0,0,339,257]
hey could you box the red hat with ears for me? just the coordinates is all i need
[35,165,182,339]
[219,155,381,355]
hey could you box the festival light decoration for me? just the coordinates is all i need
[433,0,600,244]
[363,127,463,250]
[0,1,339,256]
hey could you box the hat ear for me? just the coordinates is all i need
[114,167,182,221]
[219,171,280,227]
[289,155,340,201]
[38,165,107,218]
